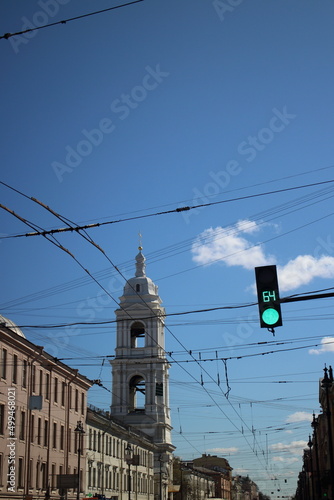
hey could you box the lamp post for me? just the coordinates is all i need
[74,421,85,500]
[311,413,322,500]
[308,436,315,500]
[125,444,133,500]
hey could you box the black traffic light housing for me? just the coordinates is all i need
[255,265,282,329]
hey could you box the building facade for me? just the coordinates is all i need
[173,460,216,500]
[110,248,175,500]
[85,405,156,500]
[0,315,92,499]
[295,365,334,500]
[191,455,232,500]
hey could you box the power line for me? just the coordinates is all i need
[0,0,144,40]
[1,178,334,239]
[1,188,274,475]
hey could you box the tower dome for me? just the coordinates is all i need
[0,314,26,338]
[120,248,161,304]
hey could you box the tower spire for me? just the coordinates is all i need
[135,233,146,277]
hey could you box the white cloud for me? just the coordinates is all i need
[309,337,334,355]
[233,468,249,474]
[278,255,334,292]
[270,440,307,455]
[191,220,275,270]
[272,456,299,464]
[191,220,334,292]
[208,447,238,454]
[286,412,313,423]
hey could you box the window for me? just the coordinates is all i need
[37,417,42,445]
[53,422,57,449]
[51,464,56,489]
[68,386,72,409]
[136,284,140,292]
[54,377,58,403]
[0,404,4,435]
[0,453,3,486]
[28,459,33,489]
[88,465,92,487]
[18,457,24,489]
[45,373,50,400]
[81,392,85,415]
[44,420,48,447]
[31,364,36,393]
[22,359,27,388]
[89,428,92,450]
[41,462,47,489]
[61,381,66,406]
[60,425,64,450]
[1,349,7,379]
[93,430,96,451]
[12,354,18,384]
[30,414,34,443]
[68,427,72,452]
[19,411,26,440]
[36,461,40,489]
[39,370,43,396]
[75,389,79,412]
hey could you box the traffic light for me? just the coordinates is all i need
[255,265,282,329]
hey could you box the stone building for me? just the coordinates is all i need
[191,454,232,500]
[295,365,334,500]
[0,315,92,499]
[231,476,259,500]
[173,460,215,500]
[85,405,156,500]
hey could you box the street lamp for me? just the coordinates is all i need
[307,435,315,500]
[311,414,322,500]
[125,444,133,500]
[74,421,85,500]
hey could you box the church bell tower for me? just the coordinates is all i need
[110,247,174,457]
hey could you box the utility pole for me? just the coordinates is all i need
[74,421,85,500]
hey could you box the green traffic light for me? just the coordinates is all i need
[262,308,280,325]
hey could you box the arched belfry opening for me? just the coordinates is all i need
[129,374,145,411]
[130,321,145,348]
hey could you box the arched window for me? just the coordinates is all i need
[130,322,145,348]
[129,375,145,412]
[135,284,140,292]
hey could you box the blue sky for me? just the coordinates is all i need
[1,0,334,497]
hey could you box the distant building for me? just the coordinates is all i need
[173,459,215,500]
[231,476,259,500]
[185,454,232,500]
[86,404,156,500]
[0,315,92,499]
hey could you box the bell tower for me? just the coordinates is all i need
[110,247,174,456]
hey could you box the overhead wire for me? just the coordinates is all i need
[1,186,276,477]
[1,178,334,314]
[2,178,331,480]
[1,178,334,239]
[1,196,257,450]
[0,1,144,40]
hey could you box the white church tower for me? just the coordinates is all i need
[110,246,175,497]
